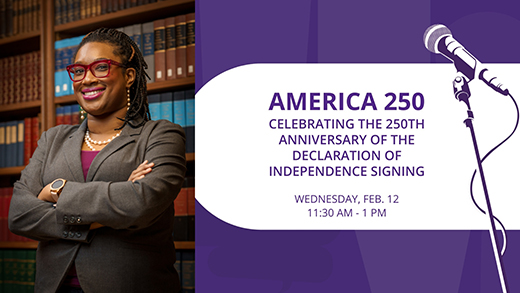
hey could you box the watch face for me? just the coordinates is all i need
[51,179,64,189]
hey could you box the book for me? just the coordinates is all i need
[184,89,195,153]
[173,91,186,127]
[5,121,16,167]
[165,16,176,80]
[153,19,166,82]
[186,12,195,77]
[30,116,39,159]
[160,92,173,123]
[132,23,142,52]
[174,14,187,79]
[63,105,72,125]
[181,251,195,293]
[147,93,161,120]
[186,176,195,241]
[54,38,66,97]
[142,21,155,83]
[23,117,31,165]
[0,122,5,168]
[173,183,188,241]
[71,104,80,125]
[17,119,24,167]
[56,106,65,125]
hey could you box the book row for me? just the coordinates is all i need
[0,188,37,242]
[175,250,195,293]
[0,51,41,105]
[173,177,195,242]
[0,184,193,242]
[0,249,36,293]
[0,117,40,168]
[55,0,165,26]
[54,12,195,98]
[56,104,82,126]
[149,89,195,153]
[0,0,40,39]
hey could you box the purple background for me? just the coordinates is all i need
[195,0,520,292]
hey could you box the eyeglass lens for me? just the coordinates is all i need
[69,60,110,81]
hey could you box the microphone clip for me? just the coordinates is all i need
[453,73,471,108]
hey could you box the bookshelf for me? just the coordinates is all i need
[0,241,195,250]
[0,0,195,251]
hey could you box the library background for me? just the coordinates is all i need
[0,0,195,292]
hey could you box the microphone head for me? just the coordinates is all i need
[424,24,452,53]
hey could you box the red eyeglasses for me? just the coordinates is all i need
[66,59,127,82]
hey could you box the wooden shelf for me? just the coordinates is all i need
[186,153,194,162]
[55,0,195,37]
[0,241,194,250]
[0,100,41,114]
[55,77,195,105]
[0,241,38,249]
[0,31,40,56]
[0,31,40,46]
[175,241,195,250]
[0,166,25,176]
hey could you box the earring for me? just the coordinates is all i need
[80,106,86,121]
[127,88,131,111]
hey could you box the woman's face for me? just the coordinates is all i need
[72,41,135,118]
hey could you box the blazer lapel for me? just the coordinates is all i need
[63,120,88,182]
[85,120,144,182]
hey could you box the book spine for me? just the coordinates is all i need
[30,116,39,158]
[153,19,166,82]
[160,92,173,123]
[147,93,161,120]
[184,90,195,155]
[5,121,15,167]
[17,120,24,166]
[181,251,195,293]
[23,117,31,165]
[1,189,9,241]
[165,16,176,80]
[173,178,188,241]
[0,58,3,105]
[0,0,6,38]
[56,106,64,125]
[186,12,195,77]
[132,23,142,52]
[142,21,155,83]
[71,104,80,125]
[63,105,72,125]
[0,122,5,168]
[173,91,186,127]
[6,0,13,37]
[174,14,187,79]
[186,176,195,241]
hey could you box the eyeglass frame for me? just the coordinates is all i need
[66,59,127,82]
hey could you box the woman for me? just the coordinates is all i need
[8,28,186,293]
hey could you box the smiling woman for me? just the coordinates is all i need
[8,28,186,293]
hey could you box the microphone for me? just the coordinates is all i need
[423,24,509,96]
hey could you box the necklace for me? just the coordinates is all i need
[84,130,122,151]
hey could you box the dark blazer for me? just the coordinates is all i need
[8,118,186,293]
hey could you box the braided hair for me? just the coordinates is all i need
[75,27,151,128]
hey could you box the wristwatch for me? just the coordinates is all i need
[50,178,67,202]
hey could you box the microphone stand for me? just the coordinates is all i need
[453,74,509,293]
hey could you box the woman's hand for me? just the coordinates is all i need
[37,183,56,203]
[128,160,154,182]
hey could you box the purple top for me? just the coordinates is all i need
[81,150,99,181]
[62,150,100,289]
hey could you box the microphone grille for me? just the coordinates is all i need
[423,24,452,53]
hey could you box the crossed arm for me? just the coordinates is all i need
[36,160,155,230]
